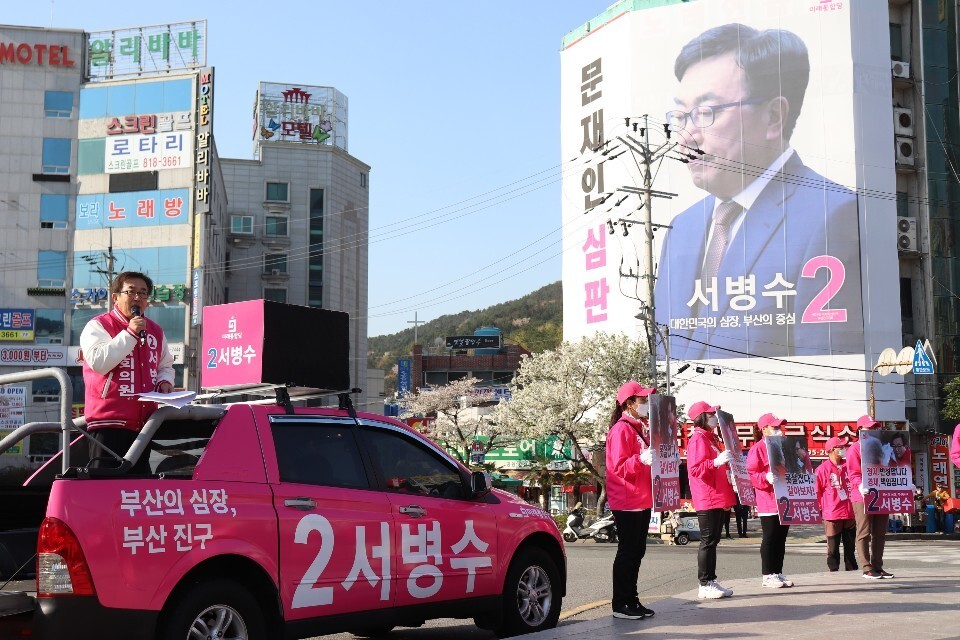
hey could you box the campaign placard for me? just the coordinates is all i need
[718,410,756,506]
[649,394,680,511]
[859,430,915,514]
[766,434,821,525]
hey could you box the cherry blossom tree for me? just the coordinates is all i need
[399,377,518,465]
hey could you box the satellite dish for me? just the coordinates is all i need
[876,348,898,376]
[896,346,915,376]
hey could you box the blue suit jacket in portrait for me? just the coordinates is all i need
[654,154,864,361]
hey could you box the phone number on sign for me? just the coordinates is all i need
[142,156,183,169]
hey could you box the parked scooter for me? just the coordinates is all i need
[562,504,590,542]
[563,505,618,543]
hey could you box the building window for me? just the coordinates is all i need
[44,91,74,118]
[889,22,903,61]
[360,172,367,188]
[264,253,288,275]
[896,191,909,218]
[32,378,60,403]
[37,250,67,287]
[308,188,324,307]
[265,216,288,237]
[230,215,253,234]
[35,308,65,344]
[265,182,289,202]
[42,138,71,174]
[40,194,69,229]
[264,288,287,303]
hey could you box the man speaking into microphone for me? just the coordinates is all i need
[79,271,174,472]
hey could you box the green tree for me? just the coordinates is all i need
[942,376,960,421]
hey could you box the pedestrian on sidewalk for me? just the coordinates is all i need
[604,381,658,620]
[814,436,858,572]
[687,401,737,599]
[734,491,750,537]
[746,413,795,589]
[848,415,893,579]
[926,482,950,533]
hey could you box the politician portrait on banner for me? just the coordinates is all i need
[649,394,681,511]
[654,22,864,361]
[766,435,821,525]
[717,411,756,506]
[859,430,915,514]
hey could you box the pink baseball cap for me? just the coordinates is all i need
[856,415,880,430]
[688,400,719,421]
[616,381,655,405]
[758,413,787,429]
[824,436,849,450]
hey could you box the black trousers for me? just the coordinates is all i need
[87,427,152,474]
[826,526,858,571]
[735,504,750,535]
[696,508,725,585]
[760,515,790,575]
[610,509,651,608]
[723,509,731,536]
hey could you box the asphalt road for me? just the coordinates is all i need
[310,533,889,640]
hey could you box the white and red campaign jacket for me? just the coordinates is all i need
[80,305,174,431]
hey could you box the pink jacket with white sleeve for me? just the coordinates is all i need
[845,440,865,504]
[605,414,652,511]
[814,458,854,520]
[746,439,779,514]
[687,427,735,511]
[951,424,960,468]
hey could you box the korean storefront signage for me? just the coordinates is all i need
[77,189,188,230]
[0,309,34,341]
[86,21,206,81]
[68,284,188,307]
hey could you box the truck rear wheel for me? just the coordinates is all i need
[161,578,265,640]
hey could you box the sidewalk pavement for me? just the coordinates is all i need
[532,566,960,639]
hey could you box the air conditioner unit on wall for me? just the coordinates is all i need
[895,136,915,166]
[893,107,914,136]
[897,216,918,252]
[892,60,910,79]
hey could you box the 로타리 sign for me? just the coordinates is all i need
[912,339,935,375]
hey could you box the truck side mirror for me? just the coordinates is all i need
[470,471,491,497]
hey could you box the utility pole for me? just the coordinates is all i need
[610,115,682,385]
[106,226,115,287]
[407,311,425,346]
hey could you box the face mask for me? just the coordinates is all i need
[839,449,846,459]
[634,404,649,418]
[770,429,782,437]
[706,416,719,428]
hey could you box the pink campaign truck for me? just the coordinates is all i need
[0,302,566,639]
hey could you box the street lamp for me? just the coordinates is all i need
[869,346,915,416]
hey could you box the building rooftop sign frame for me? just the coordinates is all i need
[86,19,206,81]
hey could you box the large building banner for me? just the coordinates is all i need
[561,0,903,422]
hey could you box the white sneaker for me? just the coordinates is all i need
[776,573,794,587]
[698,580,732,599]
[762,574,786,588]
[712,580,733,597]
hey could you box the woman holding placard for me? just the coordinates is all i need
[746,413,794,589]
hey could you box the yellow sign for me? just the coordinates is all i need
[0,330,34,341]
[0,429,21,455]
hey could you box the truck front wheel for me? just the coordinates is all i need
[160,578,265,640]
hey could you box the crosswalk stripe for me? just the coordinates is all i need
[789,542,960,565]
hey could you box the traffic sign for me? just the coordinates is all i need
[912,339,935,375]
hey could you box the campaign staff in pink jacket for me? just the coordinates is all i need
[951,424,960,468]
[847,415,892,579]
[80,271,174,472]
[686,401,736,599]
[746,413,795,588]
[815,436,858,572]
[604,381,657,621]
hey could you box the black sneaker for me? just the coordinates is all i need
[862,569,883,579]
[879,569,894,578]
[612,603,646,620]
[634,602,655,617]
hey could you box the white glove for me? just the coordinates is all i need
[639,449,653,466]
[858,484,869,496]
[765,472,776,485]
[713,450,731,467]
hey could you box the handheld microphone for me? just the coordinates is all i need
[131,306,147,343]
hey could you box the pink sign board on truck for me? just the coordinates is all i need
[201,300,265,388]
